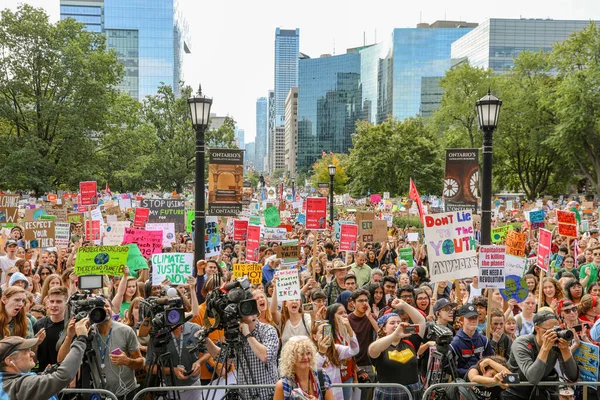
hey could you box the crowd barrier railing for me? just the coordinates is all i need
[59,388,119,400]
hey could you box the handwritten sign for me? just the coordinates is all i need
[340,224,358,252]
[537,228,552,272]
[151,253,193,285]
[246,225,261,262]
[74,246,129,276]
[122,227,162,258]
[423,211,478,282]
[145,222,176,248]
[479,246,506,289]
[67,213,83,224]
[263,206,281,227]
[504,254,528,277]
[104,221,130,246]
[373,220,388,243]
[557,210,576,225]
[505,230,527,257]
[233,263,262,284]
[54,222,71,248]
[261,227,287,240]
[500,275,529,302]
[305,198,327,230]
[275,269,301,301]
[491,225,513,244]
[558,223,578,238]
[205,216,221,257]
[24,220,55,248]
[528,210,545,229]
[133,207,150,228]
[0,194,19,208]
[399,247,414,267]
[277,241,299,265]
[574,341,599,389]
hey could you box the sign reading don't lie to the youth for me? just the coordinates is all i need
[140,199,185,232]
[151,253,193,285]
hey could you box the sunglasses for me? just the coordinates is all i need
[562,308,577,314]
[40,272,50,276]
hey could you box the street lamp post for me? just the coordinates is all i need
[188,85,213,265]
[328,164,336,225]
[476,88,502,246]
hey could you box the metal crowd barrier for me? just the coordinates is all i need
[59,388,119,400]
[131,382,413,400]
[423,380,600,399]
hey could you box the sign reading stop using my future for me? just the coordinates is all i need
[151,253,193,285]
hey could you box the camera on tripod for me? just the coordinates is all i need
[69,275,108,324]
[139,289,186,339]
[205,278,258,333]
[429,323,454,350]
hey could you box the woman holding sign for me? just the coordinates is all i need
[270,275,312,348]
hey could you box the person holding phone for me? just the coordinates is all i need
[466,355,512,400]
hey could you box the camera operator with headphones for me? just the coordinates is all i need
[504,310,579,400]
[0,318,89,400]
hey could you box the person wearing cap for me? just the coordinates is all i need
[449,303,494,377]
[326,260,351,306]
[367,298,426,400]
[418,298,456,379]
[0,239,19,285]
[504,310,579,400]
[0,318,89,400]
[558,385,575,400]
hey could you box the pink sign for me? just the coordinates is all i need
[537,228,553,272]
[122,227,162,258]
[246,225,261,262]
[233,219,249,241]
[370,194,381,204]
[306,198,327,230]
[340,224,358,252]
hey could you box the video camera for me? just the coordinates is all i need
[69,275,108,324]
[429,323,454,353]
[139,287,187,341]
[205,278,258,340]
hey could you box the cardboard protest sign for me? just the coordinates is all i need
[145,222,176,248]
[122,227,162,258]
[479,246,506,289]
[557,210,577,225]
[140,199,185,232]
[527,210,545,229]
[275,269,301,301]
[105,205,121,216]
[491,225,513,244]
[246,225,261,262]
[340,224,358,252]
[104,221,130,246]
[233,263,262,284]
[305,198,327,230]
[277,241,299,265]
[85,220,101,243]
[504,254,528,277]
[42,204,67,222]
[79,181,97,206]
[205,216,221,257]
[24,220,55,248]
[208,149,244,216]
[25,209,47,221]
[151,253,193,285]
[54,222,71,248]
[423,210,478,282]
[372,220,388,243]
[356,211,375,242]
[399,247,414,267]
[558,223,578,238]
[537,228,552,272]
[0,194,19,208]
[505,230,527,257]
[74,246,129,276]
[0,207,18,223]
[263,206,281,227]
[133,207,150,228]
[573,341,599,389]
[233,219,249,241]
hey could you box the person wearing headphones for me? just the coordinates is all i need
[0,318,89,400]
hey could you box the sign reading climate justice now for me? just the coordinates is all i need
[151,253,193,285]
[74,246,129,276]
[423,210,478,282]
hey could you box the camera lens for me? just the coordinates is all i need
[239,299,259,317]
[89,307,107,324]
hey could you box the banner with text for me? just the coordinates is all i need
[208,149,244,216]
[275,269,301,301]
[340,224,358,252]
[140,199,185,232]
[74,246,129,276]
[479,246,506,289]
[246,225,261,262]
[444,149,479,213]
[151,253,193,285]
[305,198,327,230]
[205,216,222,257]
[233,263,262,284]
[122,227,162,258]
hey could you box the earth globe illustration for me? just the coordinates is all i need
[94,252,110,265]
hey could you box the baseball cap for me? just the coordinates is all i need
[558,386,575,396]
[457,304,479,319]
[433,298,456,314]
[311,290,327,301]
[533,310,559,326]
[0,336,38,360]
[5,239,18,247]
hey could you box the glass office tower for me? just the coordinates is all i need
[60,0,190,100]
[274,28,300,127]
[255,97,268,172]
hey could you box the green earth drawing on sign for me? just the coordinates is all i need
[94,253,110,265]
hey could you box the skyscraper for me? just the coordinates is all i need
[266,90,275,173]
[235,128,245,149]
[60,0,190,100]
[255,97,268,172]
[284,88,298,178]
[274,28,300,127]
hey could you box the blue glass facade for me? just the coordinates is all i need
[60,0,190,100]
[297,53,361,172]
[255,97,267,172]
[274,28,299,127]
[451,19,600,72]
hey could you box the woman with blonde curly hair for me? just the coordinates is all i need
[274,336,334,400]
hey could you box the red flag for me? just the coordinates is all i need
[409,178,425,224]
[105,183,112,197]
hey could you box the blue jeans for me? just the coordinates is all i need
[342,377,354,400]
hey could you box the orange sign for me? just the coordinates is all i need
[558,223,578,238]
[505,230,527,258]
[557,210,576,225]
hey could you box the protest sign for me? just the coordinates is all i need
[186,210,194,233]
[0,194,19,208]
[277,241,299,265]
[504,254,528,277]
[334,220,352,241]
[558,223,578,238]
[0,207,18,223]
[118,198,132,211]
[104,221,130,246]
[581,220,590,233]
[264,206,281,227]
[79,181,97,206]
[246,225,261,262]
[151,253,193,285]
[140,199,185,232]
[373,220,388,243]
[423,211,478,282]
[479,246,506,289]
[85,220,101,243]
[41,205,67,222]
[25,209,47,221]
[90,207,103,222]
[399,248,414,267]
[505,230,527,257]
[296,213,306,226]
[208,149,244,216]
[24,220,55,248]
[557,210,576,225]
[74,246,129,276]
[370,194,381,204]
[305,198,327,230]
[122,227,162,258]
[491,225,513,244]
[146,222,176,248]
[105,205,121,216]
[527,210,545,229]
[340,224,358,252]
[261,227,287,240]
[233,264,262,284]
[275,269,301,301]
[249,215,261,225]
[537,228,553,272]
[500,275,529,302]
[381,213,394,228]
[573,341,599,390]
[407,232,419,242]
[356,211,375,242]
[205,216,221,257]
[54,222,71,248]
[133,207,149,228]
[233,219,249,241]
[67,213,83,224]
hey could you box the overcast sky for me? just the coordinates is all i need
[4,0,600,143]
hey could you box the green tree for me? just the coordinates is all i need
[0,5,123,193]
[310,153,348,193]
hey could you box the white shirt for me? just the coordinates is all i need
[0,255,17,285]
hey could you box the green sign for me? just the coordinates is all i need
[74,246,130,276]
[125,244,148,275]
[399,248,414,267]
[186,210,194,233]
[40,214,56,221]
[491,224,514,244]
[249,215,261,225]
[264,206,281,227]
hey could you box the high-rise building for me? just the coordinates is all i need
[419,77,443,117]
[272,126,286,172]
[296,53,362,173]
[245,142,255,170]
[274,28,300,127]
[60,0,190,100]
[284,87,298,178]
[254,97,267,172]
[235,128,245,149]
[266,90,275,173]
[451,18,599,71]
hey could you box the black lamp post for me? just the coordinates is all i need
[328,164,336,224]
[476,88,502,246]
[188,85,212,264]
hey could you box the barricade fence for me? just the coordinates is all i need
[423,381,600,399]
[59,388,119,400]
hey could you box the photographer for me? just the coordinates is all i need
[0,318,89,400]
[504,310,579,400]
